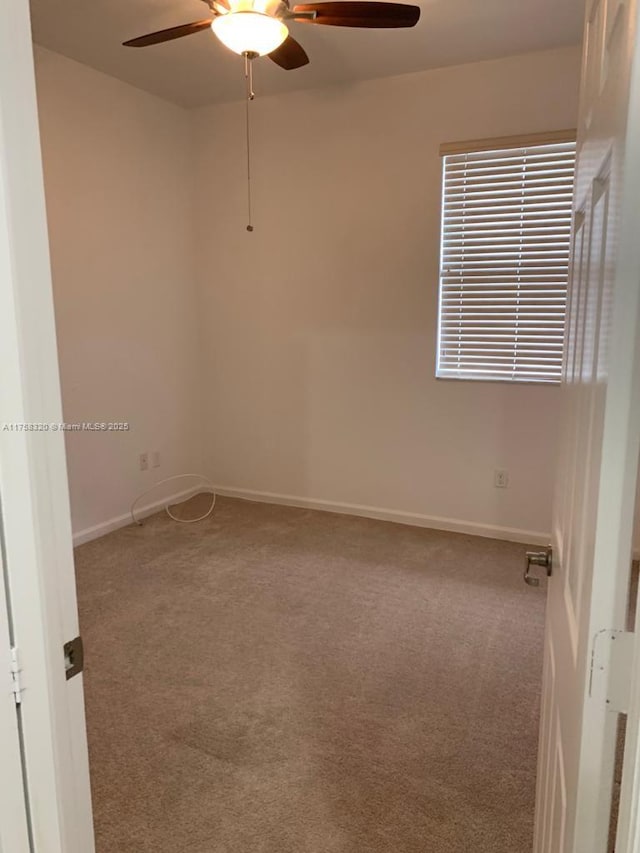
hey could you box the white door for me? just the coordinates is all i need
[0,545,31,853]
[534,0,640,850]
[0,2,95,852]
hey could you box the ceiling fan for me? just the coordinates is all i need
[123,0,421,69]
[124,0,420,230]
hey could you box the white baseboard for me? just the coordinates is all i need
[72,479,634,555]
[74,483,551,548]
[72,487,198,547]
[211,484,551,546]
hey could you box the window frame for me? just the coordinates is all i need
[435,130,577,386]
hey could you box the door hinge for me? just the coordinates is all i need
[63,635,84,680]
[589,629,635,713]
[10,646,22,705]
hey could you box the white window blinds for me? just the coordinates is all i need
[437,137,576,383]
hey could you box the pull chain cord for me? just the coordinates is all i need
[244,53,255,232]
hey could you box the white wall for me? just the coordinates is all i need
[35,44,582,543]
[192,46,582,541]
[34,47,202,538]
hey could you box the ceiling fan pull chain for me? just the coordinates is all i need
[245,52,256,101]
[244,53,255,232]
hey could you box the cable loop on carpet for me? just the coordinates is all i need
[130,474,216,526]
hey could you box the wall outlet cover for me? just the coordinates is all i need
[494,469,509,488]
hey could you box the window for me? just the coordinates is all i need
[436,132,577,383]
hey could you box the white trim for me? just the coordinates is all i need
[610,0,640,844]
[76,484,551,548]
[0,3,94,849]
[0,550,30,852]
[211,485,551,545]
[73,488,199,546]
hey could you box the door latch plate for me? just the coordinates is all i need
[589,629,634,713]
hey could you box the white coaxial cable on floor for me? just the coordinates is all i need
[130,474,216,526]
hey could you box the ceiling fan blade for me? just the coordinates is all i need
[123,19,213,48]
[269,36,310,70]
[292,1,420,27]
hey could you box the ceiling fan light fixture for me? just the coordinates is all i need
[211,12,289,56]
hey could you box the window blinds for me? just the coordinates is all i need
[437,139,576,383]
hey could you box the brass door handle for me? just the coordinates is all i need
[524,547,552,587]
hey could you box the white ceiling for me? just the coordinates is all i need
[30,0,584,108]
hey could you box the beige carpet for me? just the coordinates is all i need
[75,497,545,853]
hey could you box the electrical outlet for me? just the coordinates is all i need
[139,452,149,472]
[152,451,161,469]
[494,469,509,488]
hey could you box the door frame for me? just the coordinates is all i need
[0,2,94,851]
[609,0,640,843]
[0,545,31,853]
